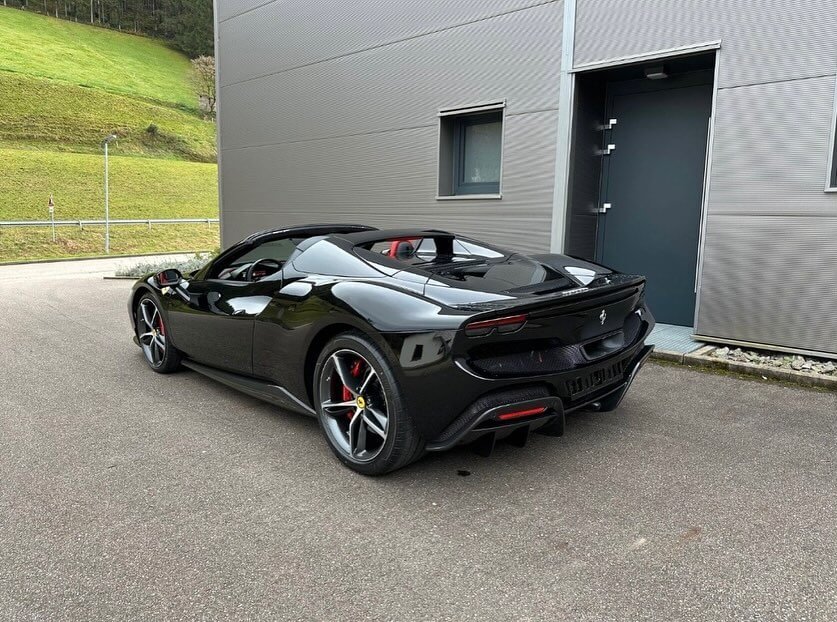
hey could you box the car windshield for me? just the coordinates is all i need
[212,237,305,281]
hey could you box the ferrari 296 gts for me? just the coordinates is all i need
[129,224,654,474]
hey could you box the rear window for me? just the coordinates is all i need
[360,236,504,266]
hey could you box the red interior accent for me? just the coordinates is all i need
[385,237,419,258]
[497,406,547,421]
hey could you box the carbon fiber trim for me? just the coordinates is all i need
[432,385,552,445]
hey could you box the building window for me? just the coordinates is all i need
[438,101,504,198]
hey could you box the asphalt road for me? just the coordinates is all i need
[1,258,835,621]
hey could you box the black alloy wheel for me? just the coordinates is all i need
[136,294,182,373]
[314,332,424,475]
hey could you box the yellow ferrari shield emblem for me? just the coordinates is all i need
[356,396,367,409]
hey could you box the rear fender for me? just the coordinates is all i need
[284,282,467,408]
[328,280,469,333]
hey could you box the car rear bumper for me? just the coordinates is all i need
[425,343,653,451]
[385,298,655,445]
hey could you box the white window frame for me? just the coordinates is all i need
[436,100,506,200]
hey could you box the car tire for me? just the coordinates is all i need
[313,331,425,475]
[135,293,182,374]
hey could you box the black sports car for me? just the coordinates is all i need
[129,224,654,474]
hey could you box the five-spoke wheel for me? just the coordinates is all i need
[314,332,424,475]
[135,294,181,373]
[319,349,390,462]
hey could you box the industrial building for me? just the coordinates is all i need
[214,0,837,357]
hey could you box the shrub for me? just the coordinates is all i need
[115,251,215,277]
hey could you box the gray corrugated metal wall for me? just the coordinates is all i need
[216,0,564,253]
[217,0,837,354]
[574,0,837,87]
[575,0,837,354]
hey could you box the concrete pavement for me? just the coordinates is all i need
[0,257,835,621]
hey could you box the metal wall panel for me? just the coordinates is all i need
[695,74,837,354]
[217,1,564,254]
[218,3,562,150]
[217,0,270,23]
[573,0,837,88]
[708,76,837,215]
[217,0,556,86]
[220,110,558,253]
[696,214,837,353]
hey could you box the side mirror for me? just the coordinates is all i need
[155,269,183,288]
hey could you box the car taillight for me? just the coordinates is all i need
[497,406,547,421]
[464,314,528,337]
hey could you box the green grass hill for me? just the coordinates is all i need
[0,148,218,221]
[0,7,195,107]
[0,6,218,262]
[0,72,217,161]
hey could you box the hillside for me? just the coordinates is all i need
[0,7,219,262]
[0,149,218,221]
[0,7,196,108]
[0,73,216,161]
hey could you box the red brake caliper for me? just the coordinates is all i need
[342,359,363,420]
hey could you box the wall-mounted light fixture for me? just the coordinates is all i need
[644,65,669,80]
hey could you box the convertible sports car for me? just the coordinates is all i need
[129,224,654,474]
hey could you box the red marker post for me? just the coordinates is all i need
[48,194,56,243]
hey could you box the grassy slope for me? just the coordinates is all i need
[0,73,216,161]
[0,8,219,260]
[0,148,218,221]
[0,224,220,263]
[0,6,195,108]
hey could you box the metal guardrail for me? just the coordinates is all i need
[0,218,219,228]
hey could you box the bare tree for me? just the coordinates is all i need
[190,55,216,115]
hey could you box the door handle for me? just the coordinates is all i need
[598,203,612,214]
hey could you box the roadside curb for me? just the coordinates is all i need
[652,348,837,390]
[103,276,138,280]
[649,349,686,364]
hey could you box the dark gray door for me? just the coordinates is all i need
[597,72,713,326]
